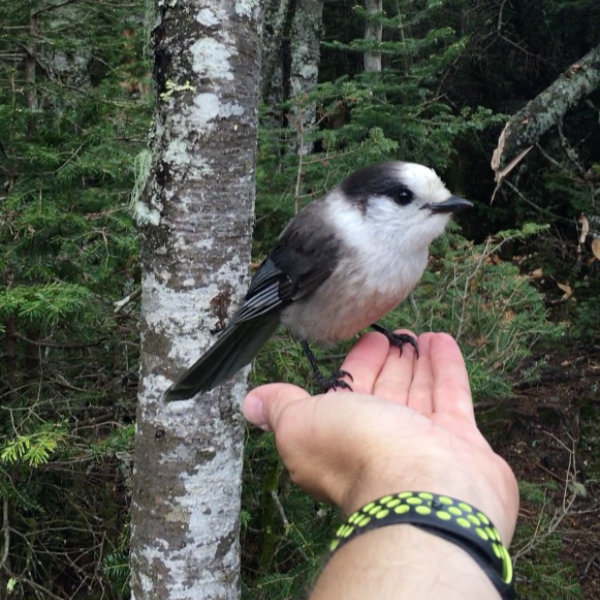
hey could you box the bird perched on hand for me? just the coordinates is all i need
[164,161,472,401]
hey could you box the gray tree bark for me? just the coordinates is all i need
[364,0,382,73]
[261,0,323,155]
[130,2,263,599]
[261,0,289,108]
[492,43,600,175]
[289,0,324,154]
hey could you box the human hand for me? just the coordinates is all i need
[242,331,519,545]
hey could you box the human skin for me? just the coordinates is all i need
[243,331,519,599]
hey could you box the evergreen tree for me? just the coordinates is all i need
[0,1,150,596]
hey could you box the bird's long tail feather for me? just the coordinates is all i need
[163,313,281,401]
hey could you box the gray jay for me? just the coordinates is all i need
[164,161,472,401]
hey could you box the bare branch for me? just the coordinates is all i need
[492,44,600,176]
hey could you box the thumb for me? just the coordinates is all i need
[242,383,310,431]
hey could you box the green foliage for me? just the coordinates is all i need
[518,480,557,505]
[103,516,131,597]
[103,551,131,597]
[89,423,136,460]
[515,530,582,599]
[0,423,67,467]
[571,292,600,341]
[0,283,95,327]
[513,481,583,599]
[0,1,149,597]
[1,0,598,597]
[402,225,564,399]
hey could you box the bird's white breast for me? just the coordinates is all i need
[281,194,437,343]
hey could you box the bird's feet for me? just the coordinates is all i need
[370,324,419,358]
[300,341,354,392]
[315,369,354,392]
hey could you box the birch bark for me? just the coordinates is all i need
[130,2,262,599]
[364,0,382,73]
[261,0,323,154]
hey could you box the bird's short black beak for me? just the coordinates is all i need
[422,195,473,213]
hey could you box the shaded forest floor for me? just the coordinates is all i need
[481,342,600,598]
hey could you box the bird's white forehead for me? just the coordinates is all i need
[396,162,451,203]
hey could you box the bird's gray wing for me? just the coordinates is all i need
[232,257,286,322]
[233,201,341,323]
[270,201,341,300]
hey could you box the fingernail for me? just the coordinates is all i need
[242,393,270,430]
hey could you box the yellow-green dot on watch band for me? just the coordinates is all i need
[468,514,481,526]
[394,504,410,515]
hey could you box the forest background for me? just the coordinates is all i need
[1,0,599,598]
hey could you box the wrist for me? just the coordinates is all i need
[331,491,514,599]
[312,523,502,599]
[341,450,517,545]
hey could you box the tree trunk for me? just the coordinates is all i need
[289,0,324,155]
[364,0,382,73]
[261,0,290,108]
[25,10,38,114]
[261,0,323,155]
[130,2,263,599]
[492,43,600,174]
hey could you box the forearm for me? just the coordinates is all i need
[310,524,500,600]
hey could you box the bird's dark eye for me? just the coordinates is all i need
[392,187,414,205]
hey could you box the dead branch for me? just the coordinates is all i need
[491,44,600,181]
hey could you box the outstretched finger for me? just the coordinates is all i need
[372,329,418,404]
[428,333,475,423]
[404,332,436,414]
[336,331,390,394]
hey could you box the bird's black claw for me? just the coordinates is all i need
[316,369,354,392]
[371,325,419,358]
[389,332,419,358]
